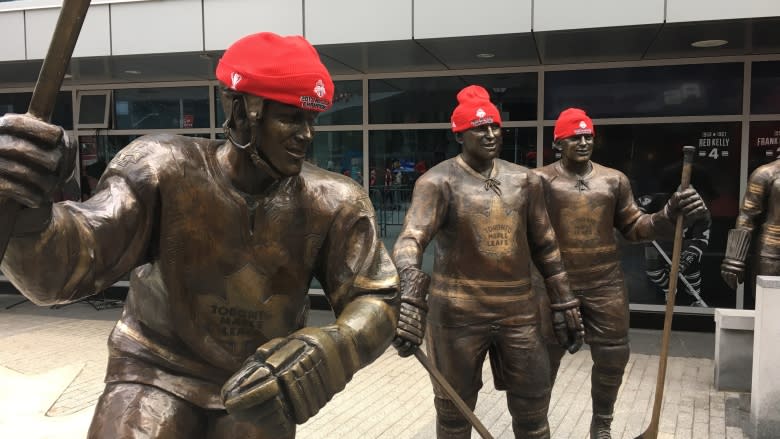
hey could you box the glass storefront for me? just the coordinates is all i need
[0,91,73,129]
[3,56,777,317]
[115,87,210,130]
[545,63,743,119]
[369,73,537,124]
[751,61,780,114]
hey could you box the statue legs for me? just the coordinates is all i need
[589,343,630,439]
[427,321,551,439]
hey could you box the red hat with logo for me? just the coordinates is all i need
[216,32,334,112]
[450,85,502,133]
[554,107,595,141]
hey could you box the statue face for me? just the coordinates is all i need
[256,101,318,176]
[557,134,594,164]
[460,123,502,164]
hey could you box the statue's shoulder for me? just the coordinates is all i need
[532,162,558,181]
[108,134,212,169]
[299,162,370,206]
[752,159,780,183]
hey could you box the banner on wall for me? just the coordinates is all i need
[748,122,780,173]
[696,129,732,160]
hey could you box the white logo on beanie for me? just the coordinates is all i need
[314,80,326,98]
[231,72,243,90]
[476,108,486,118]
[579,121,587,129]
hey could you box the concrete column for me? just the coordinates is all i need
[713,308,754,392]
[751,275,780,438]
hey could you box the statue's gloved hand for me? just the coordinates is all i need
[552,306,585,354]
[392,267,430,357]
[720,261,744,291]
[0,113,74,208]
[721,228,751,291]
[664,188,708,224]
[545,272,585,354]
[222,327,352,429]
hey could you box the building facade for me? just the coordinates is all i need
[1,0,780,327]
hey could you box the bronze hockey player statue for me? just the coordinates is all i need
[533,108,708,439]
[721,158,780,292]
[0,32,399,438]
[392,85,585,439]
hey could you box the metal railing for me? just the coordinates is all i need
[369,185,413,237]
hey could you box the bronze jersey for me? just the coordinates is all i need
[2,134,398,408]
[393,156,565,327]
[736,159,780,260]
[534,161,671,290]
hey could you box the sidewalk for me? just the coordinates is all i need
[0,294,750,439]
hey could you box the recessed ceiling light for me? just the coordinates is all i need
[691,39,728,48]
[124,70,142,75]
[476,53,495,59]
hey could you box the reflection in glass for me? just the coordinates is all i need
[115,87,209,130]
[308,131,363,185]
[0,91,73,129]
[500,128,537,168]
[751,61,780,114]
[543,123,741,308]
[317,80,362,125]
[545,63,743,119]
[368,129,459,273]
[369,74,537,124]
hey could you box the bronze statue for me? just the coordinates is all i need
[0,32,399,438]
[533,108,708,439]
[392,85,584,439]
[721,158,780,291]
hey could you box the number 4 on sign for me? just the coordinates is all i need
[708,148,720,159]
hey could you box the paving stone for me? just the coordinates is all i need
[0,296,752,439]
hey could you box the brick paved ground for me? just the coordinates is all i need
[0,294,750,439]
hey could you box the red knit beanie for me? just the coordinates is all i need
[216,32,334,112]
[554,107,595,141]
[450,85,502,133]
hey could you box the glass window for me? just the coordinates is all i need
[499,128,538,168]
[369,73,537,124]
[308,131,364,185]
[0,91,73,129]
[543,122,741,309]
[751,61,780,114]
[115,87,209,130]
[748,121,780,174]
[317,80,362,125]
[368,129,459,272]
[544,63,744,119]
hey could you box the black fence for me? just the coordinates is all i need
[369,185,413,237]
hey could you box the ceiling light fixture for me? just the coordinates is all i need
[476,53,495,59]
[691,39,728,48]
[124,70,142,75]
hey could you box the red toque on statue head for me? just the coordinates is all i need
[450,85,502,133]
[554,107,595,141]
[216,32,334,112]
